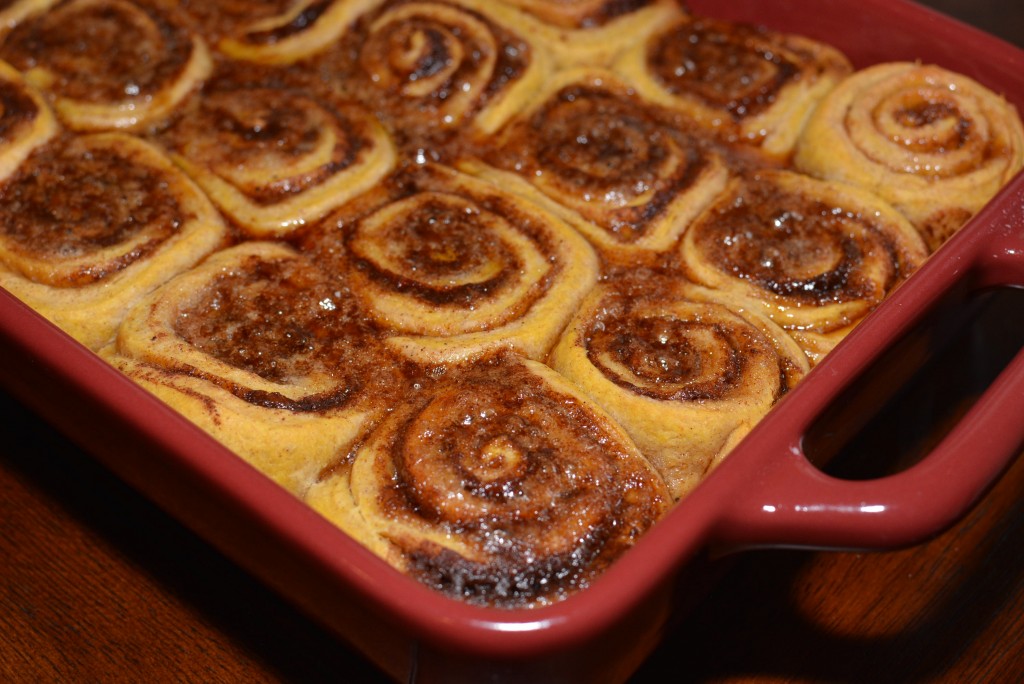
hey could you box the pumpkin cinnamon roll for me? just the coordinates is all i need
[679,169,928,363]
[306,352,671,607]
[0,133,228,350]
[103,241,405,497]
[794,62,1024,251]
[550,279,809,500]
[0,0,212,132]
[216,0,385,65]
[157,84,396,238]
[0,60,58,182]
[615,14,852,157]
[303,163,599,364]
[325,0,551,139]
[464,69,730,261]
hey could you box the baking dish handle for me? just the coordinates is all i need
[711,180,1024,552]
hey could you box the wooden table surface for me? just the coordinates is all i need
[3,2,1023,682]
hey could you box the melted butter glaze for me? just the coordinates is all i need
[690,176,900,305]
[0,134,185,286]
[303,164,557,322]
[173,253,401,411]
[646,18,803,120]
[1,0,196,105]
[159,85,371,207]
[319,0,531,146]
[367,353,670,607]
[493,83,710,242]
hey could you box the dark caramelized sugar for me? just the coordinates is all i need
[1,0,195,104]
[375,355,667,606]
[174,255,385,395]
[0,79,41,137]
[241,0,333,45]
[0,138,184,284]
[648,19,799,118]
[589,315,748,400]
[161,88,369,205]
[693,179,898,303]
[497,85,708,240]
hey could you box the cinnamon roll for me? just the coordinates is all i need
[0,60,58,182]
[306,352,671,607]
[679,169,928,363]
[794,62,1024,251]
[103,241,405,497]
[550,279,809,499]
[0,0,212,132]
[324,0,551,139]
[463,69,730,261]
[0,132,228,350]
[216,0,385,65]
[302,163,599,364]
[615,14,853,157]
[157,84,396,238]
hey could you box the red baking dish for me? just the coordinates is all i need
[2,1,1023,682]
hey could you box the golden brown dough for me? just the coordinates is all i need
[318,0,552,140]
[615,14,852,157]
[157,83,396,238]
[463,68,730,262]
[306,351,671,607]
[0,132,228,350]
[0,0,212,131]
[794,62,1024,251]
[679,169,928,363]
[301,163,600,364]
[550,278,809,499]
[216,0,385,65]
[103,241,405,497]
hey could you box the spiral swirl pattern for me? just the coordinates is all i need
[304,163,599,363]
[0,0,212,131]
[0,60,58,182]
[470,69,729,258]
[551,281,809,499]
[0,132,227,349]
[306,353,671,607]
[336,0,548,136]
[104,242,403,496]
[216,0,383,65]
[615,16,851,156]
[794,62,1024,251]
[679,169,928,362]
[160,85,396,238]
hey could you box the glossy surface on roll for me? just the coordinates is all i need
[215,0,385,65]
[794,62,1024,251]
[551,279,809,499]
[103,241,404,496]
[467,69,730,259]
[302,163,599,363]
[320,0,551,140]
[306,352,671,607]
[679,169,928,363]
[0,132,228,350]
[158,84,396,238]
[0,0,212,131]
[615,14,852,157]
